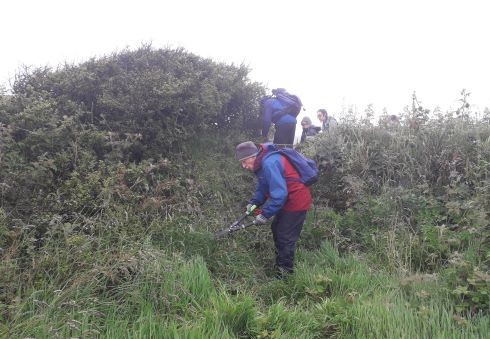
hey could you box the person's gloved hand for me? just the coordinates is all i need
[255,214,270,225]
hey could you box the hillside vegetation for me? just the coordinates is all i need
[0,46,489,338]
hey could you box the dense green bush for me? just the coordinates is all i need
[0,46,263,222]
[8,46,263,156]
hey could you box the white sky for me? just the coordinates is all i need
[1,0,489,129]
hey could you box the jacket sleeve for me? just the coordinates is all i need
[260,156,287,218]
[249,178,267,207]
[262,102,273,138]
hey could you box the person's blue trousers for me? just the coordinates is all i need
[273,122,296,146]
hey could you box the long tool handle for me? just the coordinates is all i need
[214,205,257,239]
[236,204,256,224]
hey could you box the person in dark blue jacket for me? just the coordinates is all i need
[235,141,312,278]
[260,97,297,146]
[300,116,321,143]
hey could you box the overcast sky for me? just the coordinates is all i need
[2,0,489,127]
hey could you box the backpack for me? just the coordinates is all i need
[264,147,318,186]
[262,88,303,123]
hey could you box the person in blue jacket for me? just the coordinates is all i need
[235,141,312,278]
[260,97,297,146]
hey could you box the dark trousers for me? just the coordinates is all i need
[271,210,307,273]
[273,123,296,146]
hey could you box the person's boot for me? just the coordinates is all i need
[275,265,293,280]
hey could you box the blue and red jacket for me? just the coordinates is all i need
[261,98,297,138]
[249,143,312,218]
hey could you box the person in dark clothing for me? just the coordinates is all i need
[235,141,312,278]
[300,116,321,143]
[260,97,297,146]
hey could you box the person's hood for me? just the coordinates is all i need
[253,142,278,172]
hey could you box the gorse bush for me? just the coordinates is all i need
[0,45,263,221]
[8,45,263,155]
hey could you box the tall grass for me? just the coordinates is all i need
[2,220,488,338]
